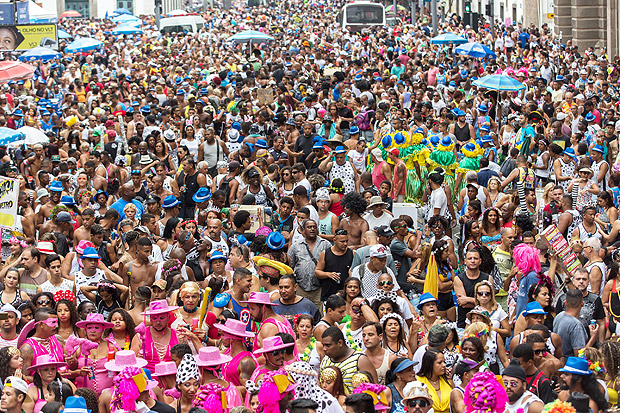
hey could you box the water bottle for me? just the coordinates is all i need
[452,291,458,309]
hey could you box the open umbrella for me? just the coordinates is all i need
[113,8,132,15]
[58,29,72,39]
[116,20,140,27]
[431,33,468,45]
[65,37,103,53]
[17,126,48,145]
[454,42,496,59]
[19,47,61,62]
[386,4,406,11]
[60,10,81,18]
[226,30,274,44]
[112,14,140,23]
[0,61,35,83]
[113,25,143,35]
[473,75,526,91]
[0,127,24,146]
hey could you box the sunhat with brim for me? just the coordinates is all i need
[37,241,54,255]
[75,240,93,255]
[466,306,492,325]
[402,381,433,403]
[252,256,293,276]
[558,357,592,375]
[578,167,593,174]
[328,134,344,144]
[194,346,233,367]
[75,313,114,329]
[417,292,440,311]
[192,187,212,203]
[266,231,286,250]
[152,361,177,377]
[104,350,148,371]
[17,320,36,348]
[366,196,387,209]
[141,299,180,316]
[254,336,294,354]
[240,291,278,306]
[208,250,228,263]
[49,181,64,192]
[3,377,33,403]
[522,301,548,317]
[36,189,49,202]
[27,354,67,373]
[591,145,604,154]
[215,318,255,339]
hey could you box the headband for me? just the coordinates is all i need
[9,237,27,248]
[320,368,337,382]
[7,347,19,358]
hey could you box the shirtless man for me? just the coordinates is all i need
[212,268,253,332]
[84,161,107,192]
[27,144,45,181]
[16,192,34,243]
[121,237,157,308]
[149,175,173,200]
[339,193,369,250]
[73,208,95,244]
[38,181,63,226]
[243,291,297,355]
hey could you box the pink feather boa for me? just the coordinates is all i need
[65,335,99,356]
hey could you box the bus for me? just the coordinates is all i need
[337,2,386,32]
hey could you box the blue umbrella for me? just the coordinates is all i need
[113,25,143,35]
[112,14,141,23]
[226,30,274,43]
[431,33,468,45]
[65,37,103,53]
[113,8,132,15]
[58,29,72,39]
[19,47,61,62]
[0,127,24,146]
[454,42,496,59]
[473,75,526,91]
[117,20,140,27]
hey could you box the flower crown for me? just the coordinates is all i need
[577,349,607,374]
[9,237,28,248]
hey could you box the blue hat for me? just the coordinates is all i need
[208,250,228,263]
[13,109,23,117]
[232,121,242,130]
[592,145,605,154]
[381,135,392,148]
[49,181,64,192]
[449,81,456,87]
[266,231,286,250]
[349,125,360,135]
[255,139,268,149]
[174,77,183,85]
[60,195,76,206]
[421,138,429,146]
[213,292,231,308]
[417,292,440,311]
[475,139,483,147]
[41,110,50,116]
[131,101,140,106]
[523,301,547,317]
[126,107,134,114]
[440,136,452,147]
[236,235,251,246]
[63,396,90,413]
[478,104,488,112]
[460,70,468,78]
[393,358,418,374]
[140,106,151,114]
[192,187,212,203]
[312,142,324,150]
[563,147,577,159]
[334,146,346,154]
[481,135,494,143]
[244,142,255,156]
[374,76,382,82]
[81,247,100,260]
[176,89,185,96]
[199,87,208,95]
[196,99,205,105]
[451,108,465,117]
[17,80,24,85]
[556,75,565,81]
[558,357,592,375]
[162,195,180,209]
[463,142,476,152]
[584,113,596,122]
[430,135,440,146]
[394,131,406,145]
[354,74,362,81]
[94,190,108,201]
[480,124,490,132]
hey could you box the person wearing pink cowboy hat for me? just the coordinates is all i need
[26,354,70,413]
[130,300,181,372]
[19,308,64,382]
[241,291,298,358]
[194,347,243,408]
[74,313,116,396]
[152,361,178,403]
[215,318,258,389]
[249,335,295,384]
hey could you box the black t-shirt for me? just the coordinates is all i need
[151,400,175,413]
[338,107,354,130]
[53,232,70,256]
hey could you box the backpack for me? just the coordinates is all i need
[220,176,235,206]
[356,109,374,131]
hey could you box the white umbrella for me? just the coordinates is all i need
[17,126,48,145]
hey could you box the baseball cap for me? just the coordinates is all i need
[376,225,395,238]
[56,211,76,224]
[369,244,388,259]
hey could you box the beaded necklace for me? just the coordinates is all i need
[342,321,362,351]
[300,337,316,362]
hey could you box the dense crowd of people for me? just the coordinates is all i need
[1,2,620,413]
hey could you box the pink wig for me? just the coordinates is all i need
[464,371,508,413]
[513,243,541,275]
[110,367,143,413]
[193,383,226,413]
[257,369,295,413]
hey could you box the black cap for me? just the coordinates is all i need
[376,225,395,238]
[502,359,527,381]
[145,194,161,204]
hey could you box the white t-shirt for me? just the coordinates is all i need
[428,187,448,220]
[348,149,367,174]
[363,211,393,230]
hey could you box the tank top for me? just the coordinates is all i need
[504,391,542,413]
[454,122,472,143]
[609,279,620,320]
[585,261,607,295]
[375,349,391,385]
[222,350,258,387]
[372,161,390,189]
[322,248,353,300]
[253,317,298,359]
[457,272,490,327]
[143,327,179,372]
[535,151,550,178]
[558,159,575,191]
[202,140,223,170]
[563,209,582,240]
[25,336,65,367]
[330,162,356,194]
[248,184,268,206]
[177,170,200,214]
[450,386,465,413]
[231,296,253,332]
[387,382,404,413]
[318,212,335,236]
[320,351,364,395]
[329,193,345,216]
[393,160,406,197]
[592,159,609,190]
[0,288,24,307]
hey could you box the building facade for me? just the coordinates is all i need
[58,0,184,19]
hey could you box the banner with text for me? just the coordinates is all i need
[0,24,57,50]
[0,177,18,229]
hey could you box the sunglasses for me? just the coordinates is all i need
[406,400,430,408]
[534,349,548,356]
[351,306,362,315]
[379,281,393,287]
[477,291,491,297]
[270,349,287,356]
[503,380,519,388]
[37,299,51,306]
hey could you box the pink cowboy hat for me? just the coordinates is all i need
[104,350,148,372]
[240,291,277,306]
[254,336,294,355]
[215,318,255,339]
[17,319,36,348]
[27,354,67,373]
[152,361,177,377]
[75,313,114,329]
[194,347,232,367]
[141,299,179,316]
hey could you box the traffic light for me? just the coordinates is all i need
[485,3,491,15]
[464,0,471,13]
